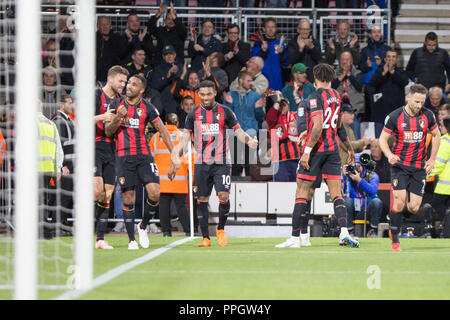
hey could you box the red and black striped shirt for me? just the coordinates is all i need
[383,106,437,169]
[110,97,161,157]
[185,103,240,165]
[304,88,341,153]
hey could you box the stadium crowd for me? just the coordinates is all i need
[0,0,449,240]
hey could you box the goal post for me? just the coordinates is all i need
[13,0,41,300]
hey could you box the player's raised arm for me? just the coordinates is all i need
[153,119,175,152]
[105,104,127,137]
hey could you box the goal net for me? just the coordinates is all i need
[0,0,95,299]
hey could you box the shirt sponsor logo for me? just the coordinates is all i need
[403,131,423,143]
[121,117,140,129]
[201,123,220,135]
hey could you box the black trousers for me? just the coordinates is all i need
[159,193,190,234]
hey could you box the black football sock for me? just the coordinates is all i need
[141,198,159,230]
[292,198,308,237]
[197,201,210,239]
[96,202,110,241]
[333,196,348,232]
[218,200,230,230]
[123,203,136,242]
[389,209,402,244]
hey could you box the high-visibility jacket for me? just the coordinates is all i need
[149,124,193,194]
[0,128,6,166]
[37,113,58,173]
[431,133,450,195]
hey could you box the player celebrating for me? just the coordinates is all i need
[379,84,440,252]
[93,65,128,250]
[171,80,258,247]
[276,63,359,249]
[106,74,175,250]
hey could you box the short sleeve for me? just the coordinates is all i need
[184,109,195,132]
[145,100,161,125]
[427,110,438,131]
[307,91,324,118]
[224,107,240,131]
[382,111,397,135]
[95,89,102,116]
[296,100,308,133]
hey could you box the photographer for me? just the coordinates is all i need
[343,153,382,237]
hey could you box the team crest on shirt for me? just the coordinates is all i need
[310,99,317,109]
[401,123,407,127]
[418,119,425,128]
[136,108,143,117]
[215,112,221,121]
[119,177,125,185]
[392,179,398,187]
[193,186,198,193]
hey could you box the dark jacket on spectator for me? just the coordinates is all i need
[148,16,187,65]
[222,40,251,84]
[324,35,361,66]
[120,33,158,67]
[359,38,391,84]
[287,36,322,83]
[406,44,450,90]
[96,31,128,82]
[368,64,409,123]
[52,110,76,171]
[424,95,449,119]
[198,67,229,95]
[188,35,222,72]
[150,61,183,118]
[331,65,365,116]
[374,155,391,183]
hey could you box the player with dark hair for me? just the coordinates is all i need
[379,83,440,252]
[276,63,359,248]
[93,65,129,250]
[105,74,176,250]
[171,80,258,247]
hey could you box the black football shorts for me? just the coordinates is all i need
[116,155,160,191]
[391,165,426,196]
[193,163,231,198]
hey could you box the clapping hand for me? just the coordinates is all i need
[138,27,148,42]
[223,92,233,104]
[349,34,358,48]
[255,97,265,109]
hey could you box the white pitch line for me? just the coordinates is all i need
[174,250,450,255]
[133,270,450,275]
[53,237,195,300]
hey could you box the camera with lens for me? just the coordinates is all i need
[359,153,376,172]
[345,164,357,176]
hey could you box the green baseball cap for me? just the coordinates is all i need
[291,63,309,75]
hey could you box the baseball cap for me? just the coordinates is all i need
[162,45,175,55]
[291,63,309,75]
[341,103,354,113]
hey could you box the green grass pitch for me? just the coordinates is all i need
[1,236,449,300]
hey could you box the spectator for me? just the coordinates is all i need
[229,56,269,97]
[223,71,265,176]
[338,104,370,165]
[148,1,187,65]
[265,0,287,8]
[198,52,229,96]
[222,23,251,85]
[96,16,127,82]
[42,39,58,69]
[368,49,409,137]
[177,96,195,130]
[325,20,360,67]
[430,116,450,223]
[438,104,450,135]
[406,32,450,92]
[359,25,391,85]
[337,1,363,35]
[343,153,383,238]
[369,138,390,183]
[124,47,153,82]
[251,18,288,91]
[171,61,217,107]
[424,86,448,119]
[121,12,157,66]
[51,94,75,229]
[149,113,191,236]
[188,20,222,72]
[42,66,59,119]
[150,45,183,118]
[265,91,300,182]
[287,19,322,83]
[332,51,365,139]
[282,63,315,112]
